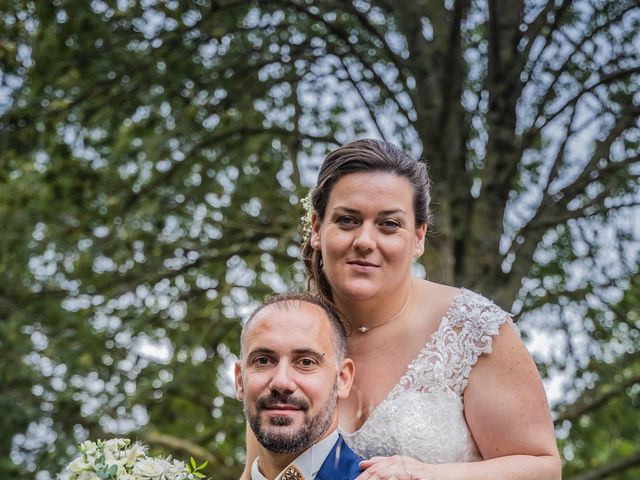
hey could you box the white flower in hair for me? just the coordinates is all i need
[300,189,314,241]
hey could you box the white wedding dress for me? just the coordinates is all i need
[342,289,514,463]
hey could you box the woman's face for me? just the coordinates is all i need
[310,171,426,303]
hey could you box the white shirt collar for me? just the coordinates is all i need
[251,429,339,480]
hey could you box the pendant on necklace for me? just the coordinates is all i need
[356,283,413,334]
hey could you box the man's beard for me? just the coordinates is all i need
[245,380,337,454]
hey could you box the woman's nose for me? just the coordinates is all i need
[353,222,376,252]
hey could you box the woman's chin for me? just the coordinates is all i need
[335,283,382,302]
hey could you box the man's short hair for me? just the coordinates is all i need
[240,292,347,362]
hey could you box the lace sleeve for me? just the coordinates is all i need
[449,290,514,395]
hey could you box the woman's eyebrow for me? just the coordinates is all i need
[332,206,407,215]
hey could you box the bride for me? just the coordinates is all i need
[244,139,561,479]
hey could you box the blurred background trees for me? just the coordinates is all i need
[1,1,638,478]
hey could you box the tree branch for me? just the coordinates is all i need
[336,0,410,90]
[518,110,639,242]
[523,1,636,92]
[338,56,389,142]
[554,372,640,425]
[541,105,577,193]
[525,66,640,144]
[275,0,414,119]
[567,450,640,480]
[521,0,572,61]
[142,428,224,466]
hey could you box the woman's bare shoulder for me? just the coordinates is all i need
[414,279,462,310]
[407,279,464,335]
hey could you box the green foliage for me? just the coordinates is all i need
[187,457,208,478]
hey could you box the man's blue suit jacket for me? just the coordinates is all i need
[315,435,362,480]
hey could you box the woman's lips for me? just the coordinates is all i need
[347,260,379,273]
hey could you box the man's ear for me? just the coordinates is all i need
[310,212,321,251]
[336,358,355,401]
[234,362,244,401]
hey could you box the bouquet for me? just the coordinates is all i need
[65,438,208,480]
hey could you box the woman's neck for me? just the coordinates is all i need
[334,279,414,334]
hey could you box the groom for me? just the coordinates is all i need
[235,293,361,480]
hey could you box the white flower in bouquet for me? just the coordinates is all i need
[125,443,147,468]
[64,438,208,480]
[132,457,166,478]
[80,440,98,457]
[68,456,91,475]
[165,460,189,479]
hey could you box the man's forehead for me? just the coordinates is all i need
[247,301,328,331]
[242,302,333,350]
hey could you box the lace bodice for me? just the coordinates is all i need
[342,288,513,464]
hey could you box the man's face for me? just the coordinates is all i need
[235,302,353,454]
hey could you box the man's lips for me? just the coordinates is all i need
[262,404,303,414]
[257,394,308,411]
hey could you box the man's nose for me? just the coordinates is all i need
[268,361,296,394]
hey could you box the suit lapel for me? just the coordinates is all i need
[315,436,357,480]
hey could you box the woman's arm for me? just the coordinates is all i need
[462,321,560,476]
[357,322,562,480]
[240,423,259,480]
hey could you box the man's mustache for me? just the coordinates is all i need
[256,391,309,411]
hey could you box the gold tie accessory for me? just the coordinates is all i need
[279,464,304,480]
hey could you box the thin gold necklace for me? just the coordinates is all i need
[357,282,413,333]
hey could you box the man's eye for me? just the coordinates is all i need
[254,357,270,365]
[299,358,316,367]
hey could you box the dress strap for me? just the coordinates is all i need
[448,289,513,395]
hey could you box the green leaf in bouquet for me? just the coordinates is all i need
[96,468,109,479]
